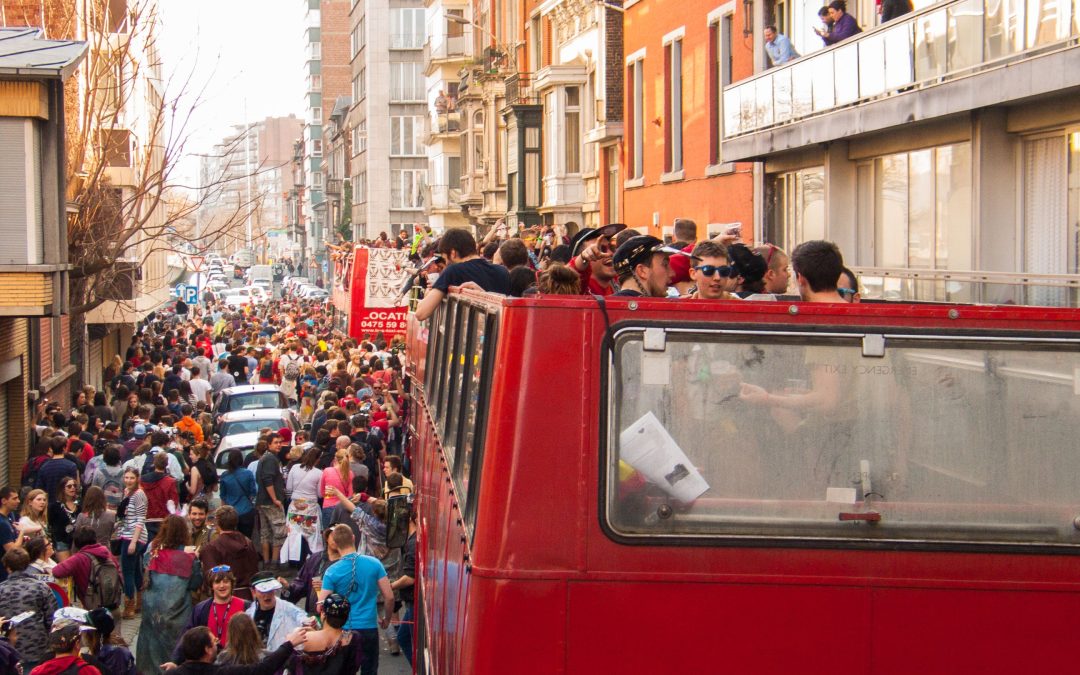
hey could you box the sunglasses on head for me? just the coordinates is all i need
[209,565,232,575]
[694,264,739,278]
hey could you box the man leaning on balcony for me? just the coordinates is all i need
[764,25,800,66]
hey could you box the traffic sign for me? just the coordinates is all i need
[174,283,198,304]
[190,255,205,272]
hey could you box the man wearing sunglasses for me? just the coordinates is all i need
[685,241,738,300]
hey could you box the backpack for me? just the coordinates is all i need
[98,466,125,508]
[283,355,301,381]
[84,553,123,610]
[385,495,411,549]
[57,660,97,675]
[140,449,160,477]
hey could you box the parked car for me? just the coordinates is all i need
[213,432,260,475]
[215,408,300,439]
[223,294,251,310]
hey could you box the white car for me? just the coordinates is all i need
[223,294,251,309]
[206,279,229,292]
[247,286,269,304]
[252,278,273,293]
[298,286,329,300]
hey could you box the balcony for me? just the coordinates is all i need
[722,0,1080,159]
[504,72,539,106]
[425,184,463,212]
[424,35,470,70]
[307,74,322,93]
[426,110,461,139]
[390,34,425,50]
[325,178,343,195]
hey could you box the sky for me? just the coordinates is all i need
[157,0,307,187]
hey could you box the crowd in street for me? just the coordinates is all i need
[0,293,417,675]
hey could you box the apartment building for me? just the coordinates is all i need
[723,0,1080,305]
[619,0,755,240]
[423,2,471,233]
[0,27,86,484]
[348,0,430,240]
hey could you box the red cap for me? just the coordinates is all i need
[668,243,696,284]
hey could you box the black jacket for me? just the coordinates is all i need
[172,642,291,675]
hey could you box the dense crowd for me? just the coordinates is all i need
[0,294,416,675]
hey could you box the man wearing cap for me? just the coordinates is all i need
[568,224,627,296]
[414,228,511,321]
[245,573,309,650]
[29,619,100,675]
[611,235,680,298]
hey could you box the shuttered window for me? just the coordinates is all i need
[0,118,44,265]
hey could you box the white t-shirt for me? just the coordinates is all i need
[189,377,213,404]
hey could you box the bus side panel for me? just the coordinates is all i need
[871,587,1080,673]
[462,576,567,675]
[566,580,871,674]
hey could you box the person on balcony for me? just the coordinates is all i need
[879,0,913,23]
[764,25,800,66]
[819,0,861,45]
[434,90,448,115]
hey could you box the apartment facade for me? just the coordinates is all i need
[723,0,1080,305]
[619,0,755,240]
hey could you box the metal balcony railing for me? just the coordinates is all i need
[723,0,1080,140]
[391,33,425,50]
[427,109,461,136]
[505,72,539,105]
[425,184,463,210]
[325,178,342,195]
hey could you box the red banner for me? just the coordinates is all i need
[348,247,411,340]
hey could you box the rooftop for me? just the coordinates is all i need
[0,27,88,80]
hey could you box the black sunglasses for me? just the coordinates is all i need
[694,264,739,278]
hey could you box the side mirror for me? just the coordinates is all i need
[303,423,312,432]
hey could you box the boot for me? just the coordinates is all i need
[135,591,143,614]
[122,597,136,620]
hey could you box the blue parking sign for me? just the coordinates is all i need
[174,283,199,304]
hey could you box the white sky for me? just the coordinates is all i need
[158,0,307,186]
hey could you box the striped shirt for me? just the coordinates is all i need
[117,489,148,544]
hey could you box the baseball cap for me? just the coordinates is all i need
[133,423,147,438]
[569,223,627,258]
[667,243,698,285]
[612,236,686,276]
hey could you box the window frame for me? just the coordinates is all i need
[662,28,685,177]
[600,323,1080,554]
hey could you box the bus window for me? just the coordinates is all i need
[439,300,469,465]
[424,302,444,397]
[604,328,1080,551]
[444,304,476,463]
[458,311,496,536]
[436,298,463,441]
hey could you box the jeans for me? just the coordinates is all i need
[120,539,147,598]
[397,603,414,666]
[350,629,379,675]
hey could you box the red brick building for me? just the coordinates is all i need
[621,0,755,240]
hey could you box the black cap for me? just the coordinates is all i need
[613,235,684,276]
[570,223,627,258]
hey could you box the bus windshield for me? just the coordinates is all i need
[605,327,1080,550]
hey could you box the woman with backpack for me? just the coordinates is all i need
[52,526,122,610]
[136,514,203,675]
[74,486,115,547]
[116,467,148,619]
[90,445,126,510]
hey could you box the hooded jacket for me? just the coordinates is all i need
[51,543,123,607]
[27,654,101,675]
[140,471,179,520]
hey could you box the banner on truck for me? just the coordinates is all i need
[349,247,411,340]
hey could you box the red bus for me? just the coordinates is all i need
[406,291,1080,674]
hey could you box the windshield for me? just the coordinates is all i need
[223,392,286,412]
[220,418,287,436]
[216,448,254,471]
[605,328,1080,550]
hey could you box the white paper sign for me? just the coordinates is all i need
[619,411,710,503]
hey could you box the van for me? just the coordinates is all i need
[247,264,273,286]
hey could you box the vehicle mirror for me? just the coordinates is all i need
[303,423,312,432]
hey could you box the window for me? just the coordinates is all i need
[312,106,322,123]
[606,146,620,221]
[472,111,484,174]
[1022,133,1080,307]
[709,10,734,165]
[356,119,366,153]
[390,62,424,101]
[565,86,581,174]
[627,55,645,181]
[391,116,425,156]
[350,23,364,57]
[352,70,366,101]
[311,139,323,156]
[311,171,323,188]
[355,170,367,203]
[391,8,425,49]
[767,165,825,250]
[545,91,556,176]
[391,169,427,209]
[448,156,461,190]
[604,327,1080,551]
[529,16,542,70]
[663,35,683,174]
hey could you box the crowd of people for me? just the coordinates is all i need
[0,293,418,674]
[409,217,860,322]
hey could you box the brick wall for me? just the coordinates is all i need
[605,6,623,124]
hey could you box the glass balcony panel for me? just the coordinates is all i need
[884,24,915,90]
[810,51,836,112]
[741,84,759,132]
[773,68,793,123]
[859,33,887,98]
[915,9,948,80]
[756,74,775,127]
[724,86,743,137]
[834,43,860,104]
[985,0,1025,59]
[791,60,815,117]
[948,0,985,71]
[1026,0,1069,46]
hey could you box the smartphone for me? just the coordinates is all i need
[725,224,742,236]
